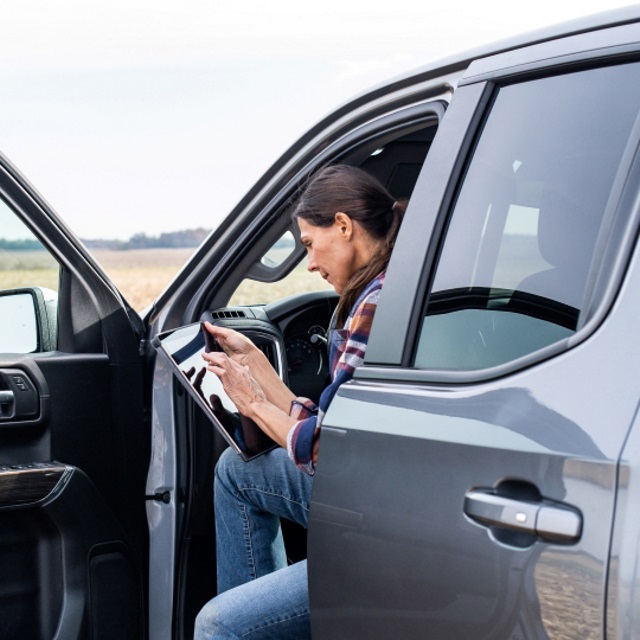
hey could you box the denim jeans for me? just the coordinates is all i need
[194,447,313,640]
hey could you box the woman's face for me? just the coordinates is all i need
[297,214,361,294]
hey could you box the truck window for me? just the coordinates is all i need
[415,62,640,371]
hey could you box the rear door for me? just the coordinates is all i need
[0,159,147,639]
[309,25,640,639]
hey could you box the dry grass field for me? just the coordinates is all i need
[0,248,331,312]
[0,250,60,292]
[92,248,194,310]
[0,248,193,311]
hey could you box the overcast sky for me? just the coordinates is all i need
[0,0,636,240]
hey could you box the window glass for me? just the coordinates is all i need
[415,63,640,371]
[260,230,295,268]
[0,198,59,352]
[229,231,333,306]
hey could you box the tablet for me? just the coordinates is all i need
[152,322,277,461]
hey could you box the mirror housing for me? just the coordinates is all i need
[0,287,57,353]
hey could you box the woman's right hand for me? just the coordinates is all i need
[202,322,258,366]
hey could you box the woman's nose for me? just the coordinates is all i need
[307,255,317,272]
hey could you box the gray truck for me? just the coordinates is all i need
[1,5,639,639]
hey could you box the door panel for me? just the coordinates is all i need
[309,344,626,638]
[0,355,146,640]
[0,465,142,639]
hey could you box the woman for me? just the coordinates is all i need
[194,164,405,639]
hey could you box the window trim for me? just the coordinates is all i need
[461,22,640,88]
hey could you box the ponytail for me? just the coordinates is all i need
[336,200,406,325]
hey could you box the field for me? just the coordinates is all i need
[0,248,193,311]
[0,248,330,312]
[92,248,194,310]
[0,250,60,292]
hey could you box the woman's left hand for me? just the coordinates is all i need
[202,350,265,416]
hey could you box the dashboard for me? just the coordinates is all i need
[202,290,338,405]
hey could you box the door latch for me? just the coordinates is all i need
[145,490,171,504]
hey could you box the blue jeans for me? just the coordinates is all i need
[194,447,313,639]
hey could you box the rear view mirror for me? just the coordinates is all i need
[0,287,57,353]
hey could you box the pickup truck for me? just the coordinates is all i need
[1,4,639,639]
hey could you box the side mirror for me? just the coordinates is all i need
[0,287,58,353]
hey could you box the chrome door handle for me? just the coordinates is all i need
[464,489,582,544]
[0,369,40,422]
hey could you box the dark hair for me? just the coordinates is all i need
[292,164,406,325]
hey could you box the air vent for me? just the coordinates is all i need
[210,309,247,320]
[257,343,276,367]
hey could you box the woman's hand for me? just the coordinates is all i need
[203,320,296,413]
[202,349,266,417]
[202,338,298,449]
[202,322,258,367]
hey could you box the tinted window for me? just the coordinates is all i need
[415,63,640,371]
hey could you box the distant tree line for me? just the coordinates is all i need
[0,229,212,251]
[83,228,213,250]
[1,227,300,252]
[0,238,43,251]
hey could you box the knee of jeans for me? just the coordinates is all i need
[214,447,242,493]
[194,599,221,639]
[194,593,243,640]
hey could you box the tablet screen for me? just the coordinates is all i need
[152,322,277,460]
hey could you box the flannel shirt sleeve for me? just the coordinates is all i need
[286,398,319,476]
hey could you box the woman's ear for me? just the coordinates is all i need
[334,212,353,241]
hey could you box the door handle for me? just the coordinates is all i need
[464,489,582,544]
[0,369,40,421]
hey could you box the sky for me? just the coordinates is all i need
[0,0,636,240]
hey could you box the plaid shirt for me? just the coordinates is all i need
[286,272,385,475]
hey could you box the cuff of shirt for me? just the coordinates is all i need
[289,397,317,420]
[286,419,316,476]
